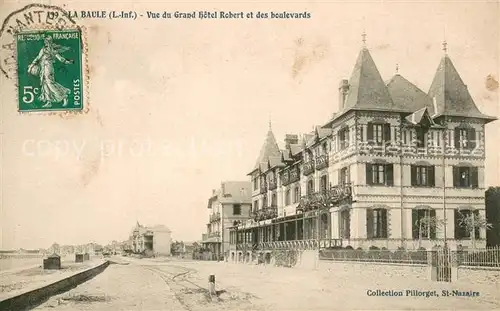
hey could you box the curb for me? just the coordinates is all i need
[0,260,110,311]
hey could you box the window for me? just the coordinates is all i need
[402,129,408,145]
[453,166,478,188]
[322,142,328,155]
[253,201,258,213]
[338,126,350,149]
[373,124,383,144]
[253,178,258,190]
[307,179,314,195]
[416,128,426,148]
[366,208,388,238]
[271,193,277,207]
[320,175,328,193]
[285,189,291,206]
[340,209,350,239]
[366,163,394,186]
[367,122,391,145]
[262,195,268,208]
[454,127,476,150]
[411,165,435,187]
[412,209,437,239]
[293,187,300,203]
[233,204,241,216]
[339,167,350,186]
[432,131,441,147]
[455,209,480,239]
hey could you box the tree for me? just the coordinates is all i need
[415,215,445,248]
[486,186,500,247]
[458,212,493,249]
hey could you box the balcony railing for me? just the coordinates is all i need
[268,180,277,190]
[315,154,329,170]
[303,160,315,176]
[210,212,221,222]
[251,207,278,222]
[282,166,300,186]
[208,231,220,238]
[259,183,267,194]
[296,183,352,213]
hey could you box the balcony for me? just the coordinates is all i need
[315,154,329,170]
[251,207,278,222]
[283,167,300,186]
[303,160,315,176]
[268,180,277,191]
[296,183,352,212]
[259,183,267,194]
[208,231,220,238]
[210,212,221,222]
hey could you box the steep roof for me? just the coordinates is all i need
[387,74,434,114]
[250,128,281,173]
[428,55,496,121]
[342,48,395,111]
[268,156,285,169]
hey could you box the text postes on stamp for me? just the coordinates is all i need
[16,30,83,112]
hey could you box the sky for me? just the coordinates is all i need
[0,0,499,250]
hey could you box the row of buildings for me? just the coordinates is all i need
[201,35,496,260]
[125,222,172,256]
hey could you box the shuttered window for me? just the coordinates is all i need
[338,126,350,150]
[340,210,350,239]
[453,166,479,188]
[455,210,480,239]
[366,163,394,186]
[411,209,437,239]
[411,165,435,187]
[454,127,476,150]
[367,122,391,145]
[366,208,388,238]
[307,179,314,195]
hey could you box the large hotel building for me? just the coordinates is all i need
[227,37,496,259]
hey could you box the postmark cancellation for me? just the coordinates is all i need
[1,4,90,115]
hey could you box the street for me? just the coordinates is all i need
[34,257,500,310]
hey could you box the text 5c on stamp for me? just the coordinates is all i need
[16,29,83,112]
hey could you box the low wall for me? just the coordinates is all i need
[0,260,110,311]
[457,266,500,285]
[319,260,429,280]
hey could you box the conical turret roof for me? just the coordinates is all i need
[250,128,281,173]
[343,48,395,111]
[428,55,495,121]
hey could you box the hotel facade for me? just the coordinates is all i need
[201,181,252,259]
[228,39,496,259]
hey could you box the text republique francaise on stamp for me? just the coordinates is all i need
[0,4,87,114]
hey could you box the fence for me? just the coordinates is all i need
[319,246,500,268]
[319,248,428,265]
[458,246,500,268]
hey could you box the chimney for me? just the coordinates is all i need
[338,79,349,110]
[284,134,299,149]
[212,189,216,196]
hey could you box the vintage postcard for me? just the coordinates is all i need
[0,1,499,310]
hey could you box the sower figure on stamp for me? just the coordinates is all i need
[27,36,74,108]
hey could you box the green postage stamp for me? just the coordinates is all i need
[16,29,83,112]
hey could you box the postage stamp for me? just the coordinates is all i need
[0,4,89,115]
[16,29,83,112]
